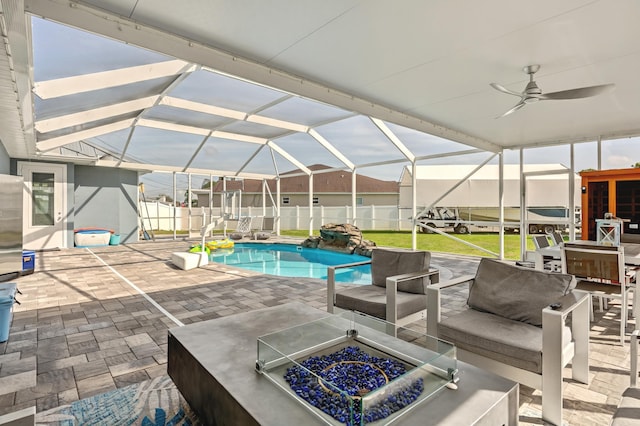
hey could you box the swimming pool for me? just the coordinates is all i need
[209,243,372,284]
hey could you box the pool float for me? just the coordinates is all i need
[209,247,235,258]
[206,238,234,250]
[189,244,211,255]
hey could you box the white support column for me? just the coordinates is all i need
[499,152,505,260]
[309,174,314,235]
[411,161,417,250]
[597,136,602,170]
[276,178,281,235]
[172,172,177,240]
[222,178,227,235]
[262,179,267,217]
[209,173,213,226]
[569,144,576,241]
[187,173,192,235]
[352,170,357,226]
[519,150,526,258]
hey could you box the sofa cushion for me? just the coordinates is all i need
[335,285,427,320]
[371,248,430,294]
[438,309,572,374]
[467,258,576,327]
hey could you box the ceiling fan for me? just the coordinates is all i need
[490,65,614,118]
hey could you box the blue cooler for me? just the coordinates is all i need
[22,250,35,275]
[0,283,18,343]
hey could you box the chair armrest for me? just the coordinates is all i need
[426,275,476,338]
[384,268,439,326]
[541,290,589,318]
[329,260,372,271]
[429,274,475,291]
[326,260,372,313]
[386,267,440,286]
[542,289,590,385]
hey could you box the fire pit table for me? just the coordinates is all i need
[168,302,518,425]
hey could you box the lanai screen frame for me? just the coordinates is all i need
[15,3,620,258]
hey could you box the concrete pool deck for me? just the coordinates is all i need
[0,237,635,424]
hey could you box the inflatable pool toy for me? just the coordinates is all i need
[189,244,211,255]
[206,239,234,250]
[209,247,235,258]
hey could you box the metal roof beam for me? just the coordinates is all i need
[137,118,210,136]
[33,59,195,99]
[370,117,415,162]
[307,129,354,170]
[414,148,485,162]
[35,95,158,133]
[160,97,247,120]
[266,141,310,175]
[36,118,135,151]
[235,145,267,177]
[94,158,276,179]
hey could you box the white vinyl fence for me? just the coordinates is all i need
[139,202,413,233]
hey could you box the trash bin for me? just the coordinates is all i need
[0,283,18,343]
[109,234,121,245]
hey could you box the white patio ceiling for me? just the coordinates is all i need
[1,0,639,180]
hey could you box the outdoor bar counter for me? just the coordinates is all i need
[168,302,519,425]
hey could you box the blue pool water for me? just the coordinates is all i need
[209,243,372,284]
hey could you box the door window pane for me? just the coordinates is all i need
[32,172,55,226]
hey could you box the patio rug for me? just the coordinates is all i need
[35,376,201,426]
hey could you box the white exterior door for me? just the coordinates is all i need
[18,162,67,250]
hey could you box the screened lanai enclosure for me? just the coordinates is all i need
[1,0,640,257]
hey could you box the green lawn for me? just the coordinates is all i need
[281,230,535,260]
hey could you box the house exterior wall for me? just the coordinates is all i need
[74,166,139,244]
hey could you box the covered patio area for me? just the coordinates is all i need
[0,239,633,424]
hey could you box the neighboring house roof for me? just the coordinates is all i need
[195,165,399,194]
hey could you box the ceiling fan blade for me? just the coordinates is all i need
[490,83,523,97]
[496,101,526,118]
[539,83,615,100]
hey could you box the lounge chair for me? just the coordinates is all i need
[252,216,275,240]
[229,216,253,240]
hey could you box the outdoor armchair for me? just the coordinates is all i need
[327,247,439,333]
[427,258,589,426]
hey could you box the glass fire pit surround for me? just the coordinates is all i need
[256,311,457,425]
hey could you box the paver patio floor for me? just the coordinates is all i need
[0,238,635,425]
